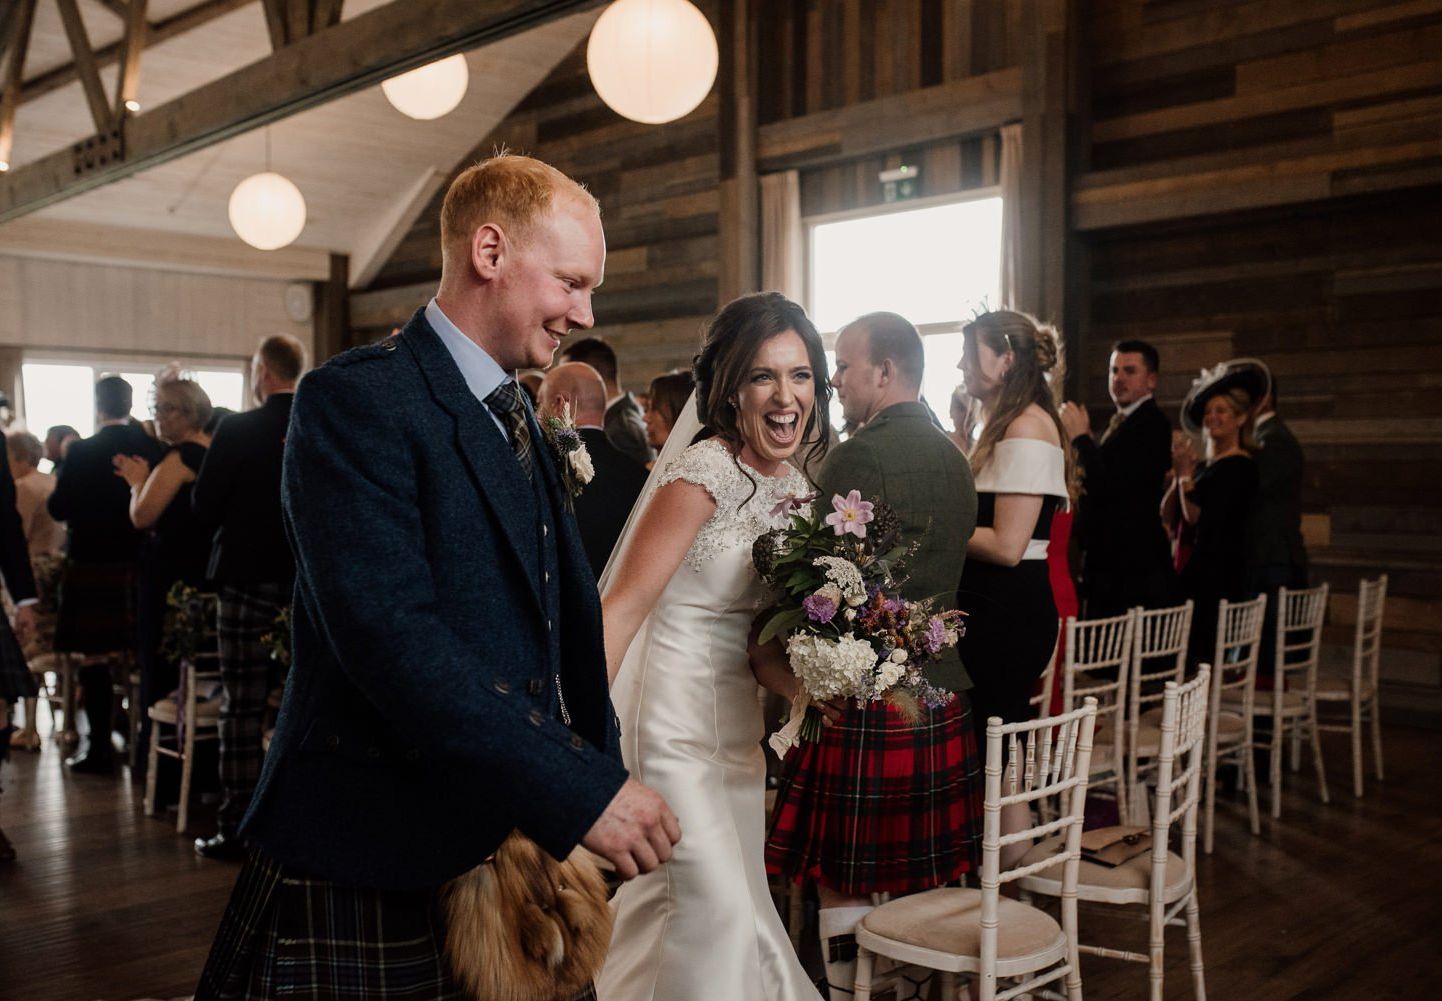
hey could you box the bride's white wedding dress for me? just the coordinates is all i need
[598,437,820,1001]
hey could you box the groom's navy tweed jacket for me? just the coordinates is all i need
[242,309,627,889]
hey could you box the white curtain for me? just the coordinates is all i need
[760,170,804,302]
[999,122,1023,310]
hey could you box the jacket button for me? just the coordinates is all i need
[405,749,420,763]
[382,338,398,351]
[569,735,585,751]
[493,679,512,695]
[366,746,381,760]
[543,525,548,537]
[527,709,545,726]
[528,678,546,696]
[325,734,340,751]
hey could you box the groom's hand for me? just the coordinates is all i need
[582,778,681,880]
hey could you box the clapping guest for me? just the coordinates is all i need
[1164,360,1264,666]
[953,310,1072,867]
[48,377,163,773]
[561,335,656,467]
[190,334,306,860]
[642,370,695,460]
[114,371,214,773]
[538,362,648,578]
[1060,340,1176,618]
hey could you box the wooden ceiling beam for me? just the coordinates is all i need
[312,0,344,34]
[259,0,288,49]
[95,0,132,19]
[113,0,148,118]
[19,0,254,108]
[0,0,39,169]
[55,0,114,133]
[0,0,605,223]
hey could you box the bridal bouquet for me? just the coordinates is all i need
[753,489,965,757]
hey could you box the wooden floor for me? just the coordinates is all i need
[2,724,1440,1001]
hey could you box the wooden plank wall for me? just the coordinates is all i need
[799,133,1001,218]
[1079,0,1442,719]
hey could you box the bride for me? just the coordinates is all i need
[597,292,829,1001]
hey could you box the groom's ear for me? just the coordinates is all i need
[470,222,506,281]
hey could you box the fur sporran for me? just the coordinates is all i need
[440,832,612,1001]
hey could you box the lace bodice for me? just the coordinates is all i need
[657,438,812,571]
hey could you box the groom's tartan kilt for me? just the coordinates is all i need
[765,692,983,897]
[196,848,599,1001]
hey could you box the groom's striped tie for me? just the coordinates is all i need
[485,379,535,482]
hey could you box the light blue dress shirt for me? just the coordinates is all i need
[425,297,510,438]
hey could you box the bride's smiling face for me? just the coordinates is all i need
[735,330,815,473]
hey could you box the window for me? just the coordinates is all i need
[807,192,1002,432]
[20,359,248,448]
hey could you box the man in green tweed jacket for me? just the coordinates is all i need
[765,311,979,1001]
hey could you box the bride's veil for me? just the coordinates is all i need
[596,388,705,598]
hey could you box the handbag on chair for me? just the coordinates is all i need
[441,831,613,1001]
[1079,825,1152,867]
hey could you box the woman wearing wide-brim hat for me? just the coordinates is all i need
[1164,359,1267,665]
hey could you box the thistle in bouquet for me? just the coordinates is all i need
[752,489,966,756]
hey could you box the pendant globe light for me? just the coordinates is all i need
[228,130,307,251]
[381,54,470,120]
[587,0,718,125]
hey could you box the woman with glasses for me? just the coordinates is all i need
[113,369,214,775]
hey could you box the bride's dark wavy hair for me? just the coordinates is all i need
[692,292,831,505]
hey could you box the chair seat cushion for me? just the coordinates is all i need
[1314,669,1373,701]
[148,697,220,724]
[1140,706,1245,745]
[1225,688,1306,715]
[859,887,1063,964]
[1019,835,1191,902]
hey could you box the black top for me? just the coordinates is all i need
[975,492,1059,541]
[48,423,165,564]
[571,427,648,579]
[145,442,211,589]
[1246,415,1307,574]
[1181,454,1259,604]
[191,393,296,588]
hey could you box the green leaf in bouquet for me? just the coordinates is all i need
[758,607,808,646]
[784,569,814,591]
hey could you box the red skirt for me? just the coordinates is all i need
[765,692,982,896]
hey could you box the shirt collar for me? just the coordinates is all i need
[1117,393,1153,419]
[426,297,509,405]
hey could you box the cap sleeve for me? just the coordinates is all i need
[657,439,740,509]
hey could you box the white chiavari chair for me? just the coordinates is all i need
[1125,603,1193,821]
[1202,596,1265,853]
[1239,584,1329,818]
[144,650,222,834]
[1019,667,1210,1001]
[852,699,1099,1001]
[1315,575,1387,797]
[1061,610,1135,821]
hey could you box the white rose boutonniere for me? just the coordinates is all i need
[542,402,593,509]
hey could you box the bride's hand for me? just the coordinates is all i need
[813,697,847,726]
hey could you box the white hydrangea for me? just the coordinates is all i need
[812,556,867,606]
[787,632,879,700]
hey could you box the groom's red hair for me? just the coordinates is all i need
[440,153,598,272]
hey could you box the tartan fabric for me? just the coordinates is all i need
[485,380,535,482]
[53,561,136,654]
[196,849,599,1001]
[766,694,982,897]
[217,582,286,836]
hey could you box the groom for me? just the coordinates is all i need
[195,155,679,1000]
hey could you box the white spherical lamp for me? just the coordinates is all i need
[587,0,718,125]
[228,172,307,251]
[381,54,470,120]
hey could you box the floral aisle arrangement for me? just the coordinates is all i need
[753,489,965,757]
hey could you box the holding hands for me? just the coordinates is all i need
[112,453,152,488]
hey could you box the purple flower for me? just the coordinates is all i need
[924,616,948,654]
[770,491,816,519]
[802,593,838,623]
[883,597,906,615]
[824,489,875,538]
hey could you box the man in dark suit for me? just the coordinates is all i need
[536,361,647,578]
[48,377,163,773]
[560,335,655,467]
[189,333,307,861]
[1247,374,1309,675]
[195,155,677,1001]
[1061,339,1176,618]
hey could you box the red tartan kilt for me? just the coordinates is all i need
[765,692,983,897]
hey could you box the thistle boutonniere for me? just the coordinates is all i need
[542,401,594,508]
